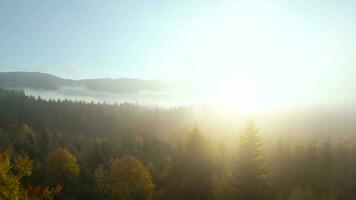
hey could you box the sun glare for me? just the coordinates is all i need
[216,78,258,113]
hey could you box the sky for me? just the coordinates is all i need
[0,0,356,109]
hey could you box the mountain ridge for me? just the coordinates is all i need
[0,71,175,94]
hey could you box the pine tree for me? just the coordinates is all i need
[181,128,215,200]
[232,120,272,200]
[270,140,295,200]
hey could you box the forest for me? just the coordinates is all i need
[1,88,356,200]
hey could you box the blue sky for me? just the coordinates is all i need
[0,0,354,80]
[0,0,167,79]
[1,0,217,79]
[0,0,355,108]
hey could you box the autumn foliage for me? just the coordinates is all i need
[95,156,154,200]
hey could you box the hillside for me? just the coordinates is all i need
[0,71,174,94]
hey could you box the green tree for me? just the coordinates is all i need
[232,120,272,200]
[335,142,356,200]
[213,145,233,200]
[270,140,296,200]
[180,127,216,200]
[313,141,335,198]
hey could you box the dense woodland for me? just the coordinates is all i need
[1,88,356,200]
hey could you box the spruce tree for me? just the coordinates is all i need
[232,120,272,200]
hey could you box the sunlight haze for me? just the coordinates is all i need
[1,2,356,199]
[1,0,355,111]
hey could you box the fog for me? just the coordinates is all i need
[21,86,356,145]
[23,86,195,108]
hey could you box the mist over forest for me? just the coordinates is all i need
[1,0,356,200]
[1,72,356,200]
[1,86,356,200]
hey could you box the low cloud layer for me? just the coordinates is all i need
[23,86,194,108]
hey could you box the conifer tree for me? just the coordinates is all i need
[232,120,272,200]
[181,128,215,200]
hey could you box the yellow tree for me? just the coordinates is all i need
[0,151,60,200]
[95,156,154,200]
[47,147,80,184]
[46,148,79,199]
[0,151,26,200]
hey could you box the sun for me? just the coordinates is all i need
[216,78,258,113]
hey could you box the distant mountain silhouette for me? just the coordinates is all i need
[0,72,176,93]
